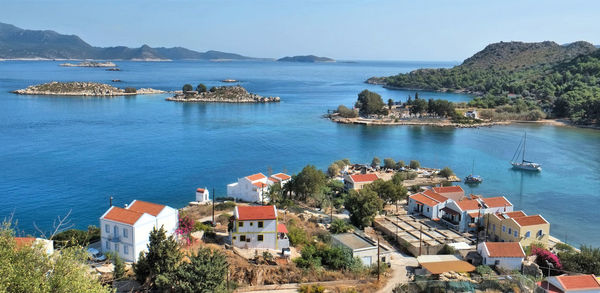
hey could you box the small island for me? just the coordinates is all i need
[276,55,335,62]
[13,81,165,96]
[166,84,280,103]
[60,61,117,67]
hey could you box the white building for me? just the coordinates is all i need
[441,196,513,232]
[196,188,210,204]
[539,274,600,293]
[343,173,379,190]
[230,205,289,250]
[100,200,178,262]
[15,237,54,255]
[465,110,478,119]
[407,189,450,220]
[227,173,291,203]
[477,242,525,271]
[331,232,390,266]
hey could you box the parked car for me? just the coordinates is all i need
[86,247,107,262]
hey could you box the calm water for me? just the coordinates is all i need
[1,60,599,246]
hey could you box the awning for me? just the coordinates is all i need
[277,223,288,234]
[441,207,460,216]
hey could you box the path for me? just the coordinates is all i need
[377,252,418,293]
[235,280,364,292]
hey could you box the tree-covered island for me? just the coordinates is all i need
[166,84,280,103]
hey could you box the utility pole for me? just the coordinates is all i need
[109,196,113,208]
[212,187,215,226]
[377,236,381,281]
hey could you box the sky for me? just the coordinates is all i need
[1,0,598,61]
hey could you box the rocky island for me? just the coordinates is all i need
[166,85,280,103]
[60,61,117,67]
[13,81,165,96]
[276,55,335,62]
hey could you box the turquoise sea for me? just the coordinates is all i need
[1,60,599,246]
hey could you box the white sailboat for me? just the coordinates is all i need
[510,132,542,171]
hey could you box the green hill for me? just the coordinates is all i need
[368,41,600,124]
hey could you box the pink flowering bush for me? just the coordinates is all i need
[176,213,194,246]
[532,246,562,275]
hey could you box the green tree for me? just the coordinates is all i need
[268,182,283,204]
[182,84,193,92]
[172,248,229,293]
[52,226,100,249]
[438,167,455,178]
[355,90,386,115]
[111,253,125,280]
[559,245,600,275]
[196,83,207,93]
[409,160,421,169]
[329,219,353,234]
[336,105,358,118]
[133,226,182,289]
[327,163,341,177]
[345,189,383,228]
[383,158,396,169]
[293,165,327,201]
[410,98,428,116]
[371,157,381,168]
[396,160,405,169]
[388,98,394,110]
[124,87,137,94]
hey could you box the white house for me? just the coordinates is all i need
[407,189,449,220]
[230,205,289,250]
[441,196,513,232]
[331,232,390,266]
[100,200,178,262]
[538,274,600,293]
[227,173,291,203]
[196,188,210,204]
[465,110,478,119]
[477,242,525,271]
[15,237,54,255]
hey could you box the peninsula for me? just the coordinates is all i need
[277,55,335,62]
[166,85,280,103]
[13,81,165,96]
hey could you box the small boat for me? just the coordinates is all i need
[510,132,542,171]
[464,160,483,184]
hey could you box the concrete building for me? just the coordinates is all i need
[331,232,389,266]
[537,274,600,293]
[344,173,379,190]
[230,205,289,250]
[227,173,291,203]
[441,196,513,232]
[478,242,525,271]
[196,187,210,204]
[485,211,550,247]
[407,189,449,220]
[100,200,178,262]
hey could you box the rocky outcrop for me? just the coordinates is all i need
[166,86,280,103]
[12,81,165,96]
[60,61,117,67]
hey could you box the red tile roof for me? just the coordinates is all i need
[246,173,266,182]
[14,237,36,249]
[410,193,440,207]
[271,173,291,181]
[350,173,379,183]
[128,200,165,216]
[555,274,600,290]
[513,215,548,226]
[504,211,527,218]
[467,212,481,219]
[253,182,268,188]
[483,242,525,258]
[481,197,512,208]
[432,186,464,194]
[103,206,144,225]
[277,223,288,233]
[456,198,481,211]
[236,205,277,220]
[420,260,476,275]
[196,188,206,193]
[268,177,278,182]
[423,190,448,203]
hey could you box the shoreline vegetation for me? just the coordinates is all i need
[365,41,600,128]
[12,81,166,96]
[166,84,280,103]
[59,61,116,67]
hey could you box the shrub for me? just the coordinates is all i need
[52,226,100,249]
[124,87,137,93]
[336,105,358,118]
[193,222,213,233]
[532,246,562,275]
[383,158,396,169]
[438,167,454,178]
[476,265,493,276]
[298,284,325,293]
[262,251,273,262]
[182,84,193,92]
[409,160,420,169]
[196,83,207,93]
[215,201,236,211]
[216,213,231,225]
[288,225,309,247]
[438,244,457,255]
[329,218,353,234]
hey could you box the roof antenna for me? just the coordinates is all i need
[109,196,114,208]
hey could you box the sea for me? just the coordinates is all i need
[1,60,599,246]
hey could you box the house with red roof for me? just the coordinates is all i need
[477,242,525,271]
[14,237,54,255]
[227,172,291,203]
[485,210,550,247]
[99,199,178,262]
[195,187,210,204]
[441,195,513,233]
[432,185,466,201]
[231,205,289,250]
[538,274,600,293]
[407,189,449,220]
[344,173,379,190]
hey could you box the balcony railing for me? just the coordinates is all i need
[441,218,460,231]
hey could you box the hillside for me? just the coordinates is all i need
[0,22,256,60]
[367,41,600,124]
[277,55,335,62]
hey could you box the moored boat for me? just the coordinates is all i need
[510,132,542,171]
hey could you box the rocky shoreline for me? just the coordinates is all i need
[329,115,500,128]
[365,77,483,95]
[60,61,117,67]
[13,81,165,96]
[166,85,280,103]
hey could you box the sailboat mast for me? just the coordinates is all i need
[522,132,527,162]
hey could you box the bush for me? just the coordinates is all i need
[262,251,273,262]
[193,222,213,233]
[294,243,362,271]
[196,83,207,93]
[209,86,217,92]
[336,105,358,118]
[383,158,396,169]
[288,225,309,247]
[438,244,457,255]
[329,219,353,234]
[476,265,493,276]
[53,226,100,249]
[438,167,454,178]
[215,201,236,211]
[409,160,420,169]
[298,284,325,293]
[532,246,562,275]
[182,84,193,92]
[216,213,231,225]
[124,87,137,93]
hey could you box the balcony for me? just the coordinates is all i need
[440,218,460,231]
[107,235,120,243]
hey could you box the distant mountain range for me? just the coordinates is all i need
[0,22,259,60]
[276,55,335,62]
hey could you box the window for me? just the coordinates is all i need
[502,226,506,232]
[258,221,264,228]
[250,222,253,226]
[240,235,246,242]
[238,221,244,228]
[508,228,512,235]
[124,245,128,255]
[525,231,530,238]
[105,224,110,233]
[426,207,429,212]
[232,236,236,240]
[114,243,119,252]
[105,241,110,249]
[492,224,496,232]
[114,226,118,236]
[123,229,128,238]
[514,230,518,237]
[258,235,264,242]
[537,230,543,237]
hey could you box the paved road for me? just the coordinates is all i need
[377,251,418,293]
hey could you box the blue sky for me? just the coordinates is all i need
[1,0,598,60]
